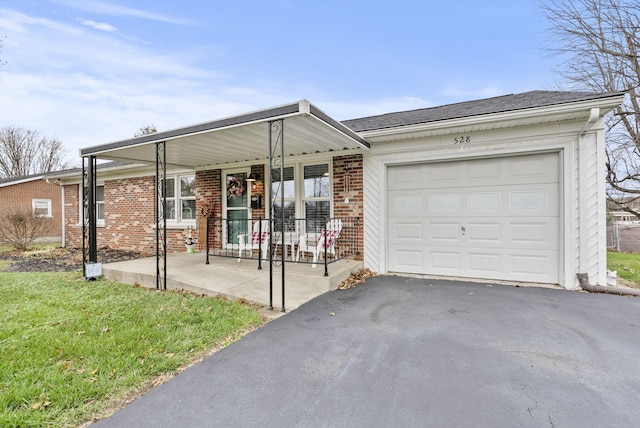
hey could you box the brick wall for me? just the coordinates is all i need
[0,178,63,238]
[63,156,365,259]
[333,154,364,260]
[64,177,194,254]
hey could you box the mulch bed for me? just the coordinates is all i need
[0,247,146,273]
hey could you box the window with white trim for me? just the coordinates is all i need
[303,164,330,231]
[32,199,52,217]
[80,184,105,222]
[166,175,196,223]
[96,185,105,221]
[270,162,331,231]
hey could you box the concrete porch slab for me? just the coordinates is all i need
[102,252,363,313]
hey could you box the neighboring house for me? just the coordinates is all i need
[606,198,640,224]
[0,173,63,242]
[48,90,625,289]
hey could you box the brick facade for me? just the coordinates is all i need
[0,177,63,239]
[64,156,364,258]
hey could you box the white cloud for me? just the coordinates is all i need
[51,0,194,25]
[77,18,117,32]
[0,9,81,35]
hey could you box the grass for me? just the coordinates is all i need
[607,251,640,287]
[0,269,265,427]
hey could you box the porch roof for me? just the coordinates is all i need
[80,100,370,168]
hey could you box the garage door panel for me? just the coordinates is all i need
[430,251,461,271]
[467,222,502,242]
[388,247,428,273]
[387,153,560,284]
[430,222,461,241]
[467,192,502,212]
[392,221,424,240]
[388,192,423,216]
[468,252,502,274]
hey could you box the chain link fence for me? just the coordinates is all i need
[607,224,640,253]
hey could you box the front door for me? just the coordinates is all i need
[224,169,250,247]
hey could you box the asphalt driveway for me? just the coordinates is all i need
[93,276,640,427]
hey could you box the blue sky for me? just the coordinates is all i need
[0,0,563,164]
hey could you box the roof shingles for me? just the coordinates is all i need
[342,90,623,132]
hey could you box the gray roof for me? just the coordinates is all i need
[342,90,624,132]
[0,173,45,186]
[44,161,135,179]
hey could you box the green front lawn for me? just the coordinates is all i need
[608,251,640,286]
[0,270,264,427]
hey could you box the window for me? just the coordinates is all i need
[80,185,104,222]
[32,199,52,217]
[271,167,295,231]
[270,162,331,232]
[96,185,105,221]
[165,175,196,223]
[303,164,330,231]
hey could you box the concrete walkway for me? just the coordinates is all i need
[103,252,363,313]
[92,275,640,427]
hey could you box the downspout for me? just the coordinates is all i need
[46,178,65,248]
[577,108,600,286]
[577,273,640,296]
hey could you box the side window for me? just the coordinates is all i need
[165,178,176,220]
[96,185,105,221]
[179,176,196,220]
[80,185,105,222]
[165,175,195,223]
[32,199,52,217]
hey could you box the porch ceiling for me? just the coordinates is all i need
[80,100,370,168]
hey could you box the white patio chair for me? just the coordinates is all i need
[238,219,270,261]
[296,219,342,267]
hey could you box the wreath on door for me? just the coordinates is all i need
[227,176,245,198]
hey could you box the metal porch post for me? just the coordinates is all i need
[268,119,286,312]
[82,155,98,279]
[156,142,167,291]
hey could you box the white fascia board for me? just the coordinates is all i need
[357,95,626,140]
[0,175,45,188]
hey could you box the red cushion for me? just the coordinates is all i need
[317,229,336,249]
[251,231,268,244]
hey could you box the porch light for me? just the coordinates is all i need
[247,173,260,182]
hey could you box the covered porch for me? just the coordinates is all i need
[79,100,369,311]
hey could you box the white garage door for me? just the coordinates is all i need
[387,153,559,283]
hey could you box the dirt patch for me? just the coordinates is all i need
[0,247,148,272]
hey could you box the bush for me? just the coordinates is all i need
[0,208,54,250]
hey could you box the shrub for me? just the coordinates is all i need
[0,208,54,250]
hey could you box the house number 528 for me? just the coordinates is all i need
[454,136,471,144]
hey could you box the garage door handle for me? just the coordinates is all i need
[461,226,466,233]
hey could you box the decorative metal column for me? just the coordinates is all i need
[82,155,97,279]
[155,142,167,291]
[268,119,286,312]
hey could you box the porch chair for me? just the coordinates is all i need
[238,219,270,261]
[296,219,343,267]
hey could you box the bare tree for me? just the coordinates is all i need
[0,208,54,250]
[0,126,70,178]
[543,0,640,216]
[134,125,157,137]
